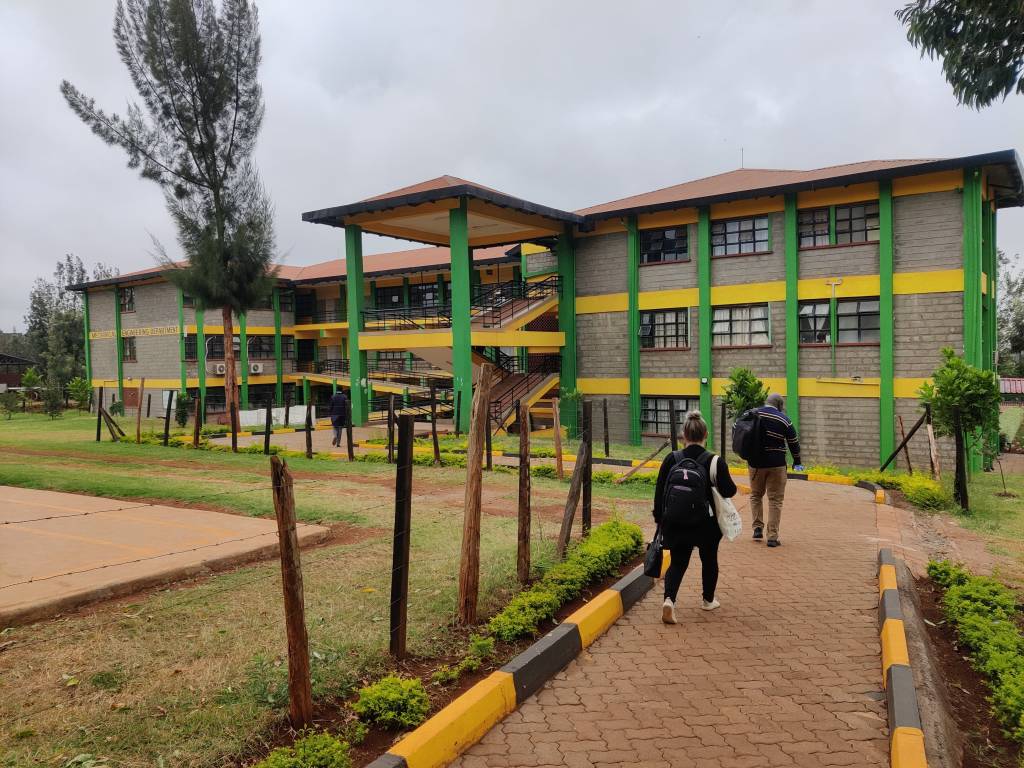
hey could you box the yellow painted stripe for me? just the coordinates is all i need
[184,325,285,335]
[893,168,962,197]
[360,330,452,350]
[638,287,698,311]
[577,377,629,395]
[471,330,565,347]
[521,243,549,255]
[579,376,929,400]
[577,293,628,314]
[806,473,855,486]
[879,564,898,596]
[637,208,698,229]
[890,727,927,768]
[881,617,910,682]
[798,181,879,208]
[292,322,349,332]
[876,488,887,504]
[389,670,516,768]
[711,196,785,219]
[894,268,963,295]
[565,589,624,648]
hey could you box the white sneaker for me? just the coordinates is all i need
[702,598,721,611]
[661,598,677,624]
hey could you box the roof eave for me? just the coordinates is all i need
[580,150,1024,223]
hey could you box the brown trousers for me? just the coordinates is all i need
[750,466,787,541]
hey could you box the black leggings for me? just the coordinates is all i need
[663,532,721,603]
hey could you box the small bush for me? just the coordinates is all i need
[352,676,429,730]
[531,465,558,479]
[467,634,494,660]
[487,519,644,642]
[253,732,351,768]
[851,470,954,511]
[930,561,1024,745]
[430,665,458,685]
[109,400,125,416]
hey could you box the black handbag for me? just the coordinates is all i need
[643,526,664,578]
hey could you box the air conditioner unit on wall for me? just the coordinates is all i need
[206,362,220,375]
[250,362,263,374]
[215,363,226,375]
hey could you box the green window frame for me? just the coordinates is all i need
[638,308,690,349]
[710,216,770,256]
[640,396,700,436]
[711,303,770,347]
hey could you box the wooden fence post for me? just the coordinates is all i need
[552,398,564,480]
[146,393,152,418]
[616,440,669,485]
[135,378,145,444]
[231,402,239,454]
[485,413,493,471]
[264,397,273,456]
[454,391,462,437]
[556,439,590,559]
[304,402,313,459]
[517,400,531,584]
[457,364,494,625]
[387,393,396,464]
[163,390,174,447]
[603,398,610,458]
[430,385,441,467]
[897,415,913,475]
[925,404,941,480]
[269,456,313,729]
[345,399,355,462]
[95,386,104,442]
[192,396,202,448]
[390,414,414,658]
[669,399,679,452]
[284,390,291,427]
[581,400,592,537]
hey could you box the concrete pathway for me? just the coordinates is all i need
[454,480,888,768]
[0,486,328,626]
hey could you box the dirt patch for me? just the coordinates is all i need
[916,575,1021,768]
[233,552,647,768]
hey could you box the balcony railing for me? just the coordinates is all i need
[362,303,453,331]
[471,276,560,329]
[295,309,346,325]
[489,354,561,427]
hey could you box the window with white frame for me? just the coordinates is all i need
[836,298,880,342]
[798,301,831,344]
[639,308,689,349]
[711,216,770,256]
[641,396,700,435]
[640,227,689,264]
[711,304,770,347]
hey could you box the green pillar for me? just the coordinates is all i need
[697,208,713,448]
[113,286,124,402]
[626,216,642,445]
[783,194,800,431]
[879,180,895,468]
[239,312,249,410]
[556,226,578,437]
[82,291,92,387]
[272,288,284,405]
[303,376,310,405]
[332,378,337,395]
[450,198,474,433]
[346,225,369,425]
[982,202,996,371]
[962,170,984,471]
[196,307,207,410]
[177,289,187,393]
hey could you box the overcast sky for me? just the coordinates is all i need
[1,1,1022,330]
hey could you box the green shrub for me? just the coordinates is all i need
[252,732,351,768]
[109,400,125,416]
[531,465,558,479]
[927,560,969,589]
[467,634,494,660]
[930,561,1024,745]
[429,665,458,685]
[487,519,643,642]
[352,676,429,730]
[850,470,954,511]
[174,393,192,427]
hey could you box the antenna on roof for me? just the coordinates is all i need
[740,147,745,169]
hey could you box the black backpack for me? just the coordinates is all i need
[732,408,762,462]
[661,451,713,529]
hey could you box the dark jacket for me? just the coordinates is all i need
[749,405,801,468]
[328,392,349,427]
[653,445,737,549]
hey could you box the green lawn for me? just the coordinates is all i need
[0,413,650,768]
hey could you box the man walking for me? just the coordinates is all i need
[749,393,803,548]
[328,389,349,448]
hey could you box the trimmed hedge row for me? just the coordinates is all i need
[487,519,644,642]
[928,560,1024,742]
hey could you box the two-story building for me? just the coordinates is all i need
[75,149,1021,469]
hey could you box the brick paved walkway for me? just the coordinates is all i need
[455,480,888,768]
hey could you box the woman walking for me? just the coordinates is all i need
[652,410,737,624]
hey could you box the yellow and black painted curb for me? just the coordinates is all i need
[878,548,927,768]
[364,564,655,768]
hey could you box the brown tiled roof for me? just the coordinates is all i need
[576,159,942,216]
[362,175,502,202]
[73,245,514,290]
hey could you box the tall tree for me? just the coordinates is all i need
[60,0,275,424]
[897,1,1024,108]
[998,250,1024,375]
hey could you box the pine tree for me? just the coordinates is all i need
[61,0,276,431]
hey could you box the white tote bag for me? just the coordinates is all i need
[710,455,743,542]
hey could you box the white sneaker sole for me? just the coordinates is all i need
[661,604,677,624]
[701,601,721,611]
